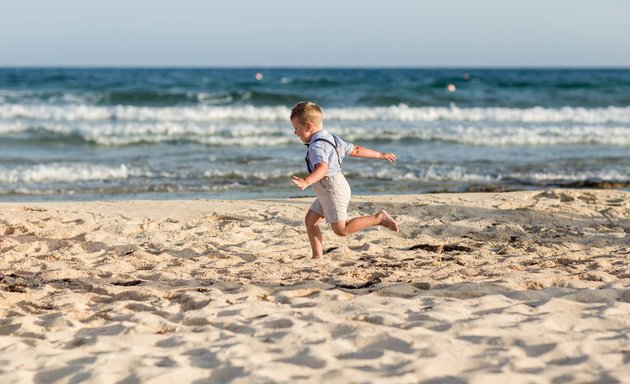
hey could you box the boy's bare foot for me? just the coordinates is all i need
[378,210,399,232]
[312,246,337,259]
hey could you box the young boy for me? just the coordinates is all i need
[290,101,399,259]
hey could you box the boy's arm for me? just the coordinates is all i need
[291,162,329,190]
[350,145,397,163]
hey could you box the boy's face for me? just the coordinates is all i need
[291,118,312,143]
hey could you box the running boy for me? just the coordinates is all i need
[290,101,399,259]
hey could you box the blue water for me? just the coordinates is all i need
[0,68,629,201]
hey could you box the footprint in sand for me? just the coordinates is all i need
[578,193,598,204]
[277,350,327,369]
[605,198,624,207]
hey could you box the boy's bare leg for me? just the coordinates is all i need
[330,209,399,237]
[305,209,324,259]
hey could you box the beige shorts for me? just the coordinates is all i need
[310,173,352,224]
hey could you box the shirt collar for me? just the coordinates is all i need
[306,129,328,145]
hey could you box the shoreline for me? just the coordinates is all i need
[2,182,629,204]
[1,190,628,382]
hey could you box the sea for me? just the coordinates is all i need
[1,68,629,202]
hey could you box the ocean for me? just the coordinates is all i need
[1,68,629,201]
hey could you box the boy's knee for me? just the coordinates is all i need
[305,221,317,231]
[331,224,349,237]
[305,215,321,229]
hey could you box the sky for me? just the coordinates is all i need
[1,0,629,67]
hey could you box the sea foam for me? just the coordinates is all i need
[2,121,629,147]
[0,163,131,183]
[2,104,630,124]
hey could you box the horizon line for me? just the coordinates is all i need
[1,65,629,70]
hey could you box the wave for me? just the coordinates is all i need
[0,163,132,183]
[2,104,630,124]
[349,167,629,183]
[203,169,295,179]
[99,90,298,106]
[0,122,295,146]
[354,166,499,183]
[0,90,309,107]
[508,170,630,182]
[178,166,630,184]
[323,105,630,124]
[1,162,625,187]
[2,121,629,147]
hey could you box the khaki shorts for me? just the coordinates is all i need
[310,173,352,224]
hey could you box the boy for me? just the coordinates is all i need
[290,101,399,259]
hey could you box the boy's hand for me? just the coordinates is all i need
[380,152,397,163]
[291,175,310,190]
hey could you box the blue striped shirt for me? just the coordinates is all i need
[306,130,354,177]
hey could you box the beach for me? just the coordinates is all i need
[1,189,628,383]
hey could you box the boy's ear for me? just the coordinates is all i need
[305,121,313,131]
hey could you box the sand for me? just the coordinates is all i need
[0,189,628,383]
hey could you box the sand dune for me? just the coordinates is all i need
[1,190,629,383]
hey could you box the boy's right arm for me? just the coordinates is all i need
[291,162,329,190]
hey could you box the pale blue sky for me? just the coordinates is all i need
[1,0,628,67]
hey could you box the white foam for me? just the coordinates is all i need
[345,105,630,124]
[0,121,298,146]
[0,163,131,183]
[0,122,30,134]
[513,170,630,182]
[194,92,234,105]
[2,120,629,147]
[326,124,630,146]
[414,125,630,146]
[353,166,628,183]
[82,122,295,146]
[203,169,295,179]
[2,104,630,124]
[363,166,499,182]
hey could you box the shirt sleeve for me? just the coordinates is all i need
[337,137,354,157]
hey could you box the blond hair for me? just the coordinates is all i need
[290,101,323,126]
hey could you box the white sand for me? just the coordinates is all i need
[0,189,629,383]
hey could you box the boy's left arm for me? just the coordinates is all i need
[350,145,397,163]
